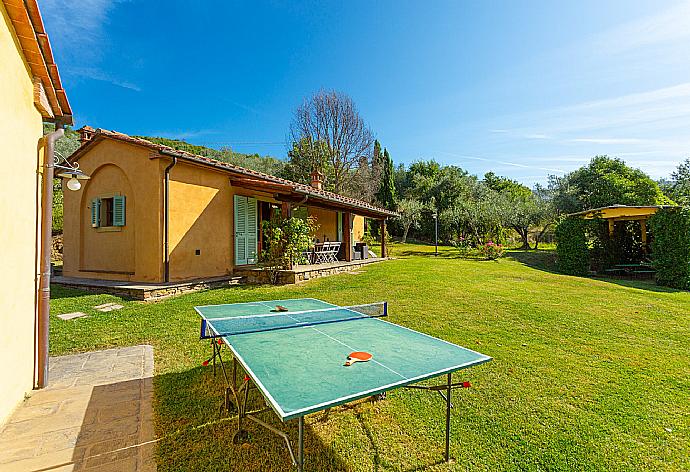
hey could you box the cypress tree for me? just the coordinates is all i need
[377,148,396,209]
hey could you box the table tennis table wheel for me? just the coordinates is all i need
[233,429,249,444]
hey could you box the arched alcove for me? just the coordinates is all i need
[79,163,136,275]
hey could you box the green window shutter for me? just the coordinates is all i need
[113,195,126,226]
[91,198,101,228]
[234,195,248,265]
[246,197,258,264]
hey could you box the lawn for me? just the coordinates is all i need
[50,243,690,471]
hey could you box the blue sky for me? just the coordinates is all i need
[41,0,690,186]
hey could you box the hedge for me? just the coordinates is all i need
[555,217,591,276]
[649,207,690,289]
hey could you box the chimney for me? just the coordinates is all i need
[78,126,95,144]
[310,169,324,190]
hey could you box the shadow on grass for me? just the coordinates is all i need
[396,249,458,259]
[591,276,684,293]
[154,364,350,471]
[508,250,686,293]
[507,249,559,274]
[50,284,98,300]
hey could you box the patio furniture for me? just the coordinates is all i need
[355,242,368,260]
[300,249,314,265]
[313,242,341,264]
[313,243,328,264]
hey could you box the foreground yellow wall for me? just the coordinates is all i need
[63,140,164,282]
[0,3,44,422]
[168,163,234,281]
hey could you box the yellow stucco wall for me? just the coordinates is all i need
[308,207,338,242]
[0,3,44,422]
[304,208,365,243]
[63,140,164,282]
[352,215,365,241]
[168,163,234,281]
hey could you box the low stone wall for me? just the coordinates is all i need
[53,276,243,301]
[235,258,385,285]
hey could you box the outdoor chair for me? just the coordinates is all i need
[300,248,314,265]
[326,241,341,263]
[313,243,330,264]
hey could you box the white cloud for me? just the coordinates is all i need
[592,0,690,54]
[438,152,567,174]
[69,67,141,91]
[568,138,650,145]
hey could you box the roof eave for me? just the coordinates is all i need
[159,148,397,218]
[4,0,73,123]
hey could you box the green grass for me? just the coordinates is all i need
[50,243,690,471]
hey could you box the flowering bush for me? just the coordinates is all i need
[478,241,505,260]
[260,215,318,283]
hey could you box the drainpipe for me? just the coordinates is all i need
[163,156,177,282]
[36,124,64,389]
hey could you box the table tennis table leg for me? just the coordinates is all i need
[298,416,304,471]
[445,372,451,462]
[212,340,216,376]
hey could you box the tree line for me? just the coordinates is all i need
[48,92,690,249]
[282,91,690,249]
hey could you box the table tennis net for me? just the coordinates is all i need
[202,302,388,337]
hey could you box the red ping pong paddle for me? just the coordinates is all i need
[344,351,372,366]
[274,305,289,312]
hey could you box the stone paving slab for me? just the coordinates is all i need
[0,345,156,471]
[58,312,89,321]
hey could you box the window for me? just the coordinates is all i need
[91,195,126,228]
[101,197,114,227]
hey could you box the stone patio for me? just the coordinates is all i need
[52,275,243,301]
[0,345,156,471]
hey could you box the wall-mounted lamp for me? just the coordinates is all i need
[55,153,90,191]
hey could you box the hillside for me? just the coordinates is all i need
[46,125,286,175]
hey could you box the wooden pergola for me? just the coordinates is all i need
[569,205,676,253]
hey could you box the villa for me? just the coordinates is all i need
[62,127,396,284]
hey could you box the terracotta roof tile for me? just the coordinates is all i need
[72,127,397,218]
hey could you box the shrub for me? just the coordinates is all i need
[555,217,590,275]
[649,207,690,289]
[260,215,318,283]
[478,241,505,260]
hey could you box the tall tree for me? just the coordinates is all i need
[372,140,383,175]
[289,90,374,194]
[283,137,331,188]
[547,155,672,214]
[668,158,690,205]
[377,148,396,209]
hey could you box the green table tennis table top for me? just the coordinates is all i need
[195,298,491,421]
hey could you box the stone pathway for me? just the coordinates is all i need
[0,345,156,471]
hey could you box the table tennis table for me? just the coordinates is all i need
[195,298,491,471]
